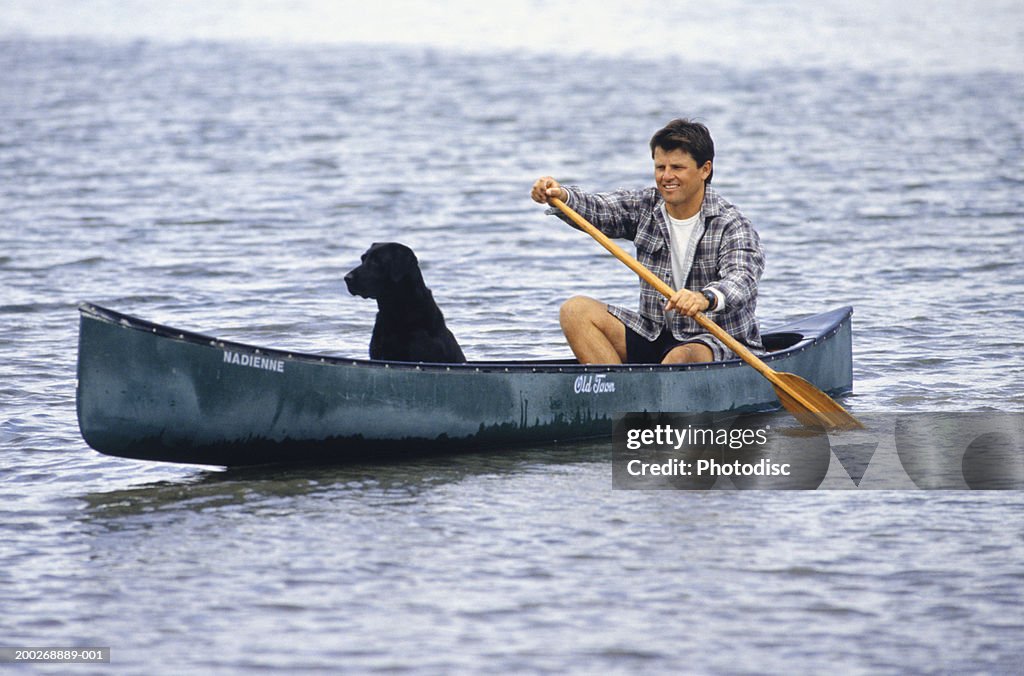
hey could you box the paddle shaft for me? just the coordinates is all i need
[550,197,811,399]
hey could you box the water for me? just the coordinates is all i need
[2,1,1023,672]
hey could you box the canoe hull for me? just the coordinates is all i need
[76,304,855,466]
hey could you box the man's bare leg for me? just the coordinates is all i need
[662,342,713,364]
[559,296,627,364]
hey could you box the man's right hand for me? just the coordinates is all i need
[531,176,568,205]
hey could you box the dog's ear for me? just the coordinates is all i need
[388,244,419,283]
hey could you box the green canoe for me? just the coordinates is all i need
[76,303,855,466]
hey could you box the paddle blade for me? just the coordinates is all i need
[772,372,864,430]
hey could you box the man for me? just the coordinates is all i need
[531,118,764,365]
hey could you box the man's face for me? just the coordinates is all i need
[653,147,711,217]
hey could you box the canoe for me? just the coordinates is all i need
[76,302,855,467]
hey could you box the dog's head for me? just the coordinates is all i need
[344,242,420,299]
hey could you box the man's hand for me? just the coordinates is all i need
[665,288,710,317]
[531,176,568,204]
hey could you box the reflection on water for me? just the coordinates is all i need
[80,442,612,521]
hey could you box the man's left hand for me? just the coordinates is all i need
[664,289,709,317]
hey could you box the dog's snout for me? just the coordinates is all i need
[344,268,364,297]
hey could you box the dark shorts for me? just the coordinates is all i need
[624,325,727,364]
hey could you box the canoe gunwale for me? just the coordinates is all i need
[76,301,852,374]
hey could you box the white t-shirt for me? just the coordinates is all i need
[664,206,725,311]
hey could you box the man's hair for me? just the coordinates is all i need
[649,118,715,184]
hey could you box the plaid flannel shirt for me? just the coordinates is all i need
[552,184,765,356]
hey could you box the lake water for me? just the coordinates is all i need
[2,1,1023,672]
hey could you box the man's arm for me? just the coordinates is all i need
[711,217,764,310]
[530,176,644,240]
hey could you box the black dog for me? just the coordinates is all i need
[345,242,466,363]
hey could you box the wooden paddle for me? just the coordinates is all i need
[550,197,863,431]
